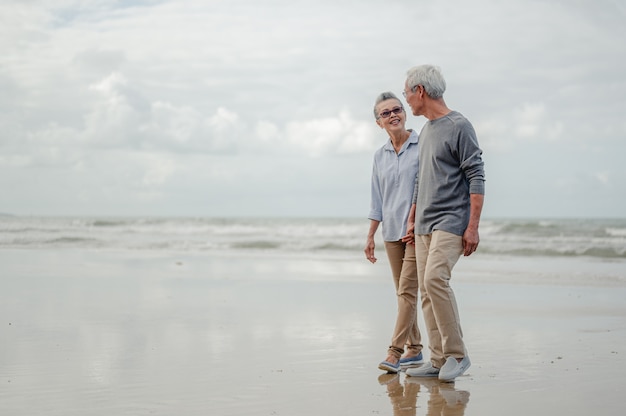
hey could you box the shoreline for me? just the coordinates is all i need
[1,249,625,415]
[1,247,624,286]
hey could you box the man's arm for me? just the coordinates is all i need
[462,193,484,256]
[401,171,419,244]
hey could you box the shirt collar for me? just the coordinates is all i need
[384,129,418,152]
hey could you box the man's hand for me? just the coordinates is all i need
[463,193,484,256]
[462,227,479,256]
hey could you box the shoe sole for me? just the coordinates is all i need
[378,362,400,373]
[406,371,439,377]
[399,360,424,368]
[406,367,439,377]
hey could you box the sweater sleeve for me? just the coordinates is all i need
[458,120,485,195]
[411,171,419,204]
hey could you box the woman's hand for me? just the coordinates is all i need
[401,204,416,245]
[364,238,377,263]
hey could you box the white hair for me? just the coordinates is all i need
[406,65,446,99]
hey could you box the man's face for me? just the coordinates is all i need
[403,81,422,116]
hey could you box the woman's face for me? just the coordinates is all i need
[375,98,406,133]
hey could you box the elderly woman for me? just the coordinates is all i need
[365,91,424,373]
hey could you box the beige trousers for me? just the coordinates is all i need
[415,230,466,368]
[384,241,423,358]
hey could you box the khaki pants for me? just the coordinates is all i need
[415,230,465,368]
[384,241,423,358]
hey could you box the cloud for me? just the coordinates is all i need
[72,48,127,76]
[512,103,563,141]
[594,171,610,186]
[139,103,242,154]
[85,72,145,147]
[285,110,378,157]
[139,153,178,187]
[1,0,625,217]
[1,62,380,166]
[475,101,565,155]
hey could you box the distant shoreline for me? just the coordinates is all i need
[1,214,625,220]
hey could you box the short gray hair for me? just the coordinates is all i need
[406,65,446,99]
[373,91,401,118]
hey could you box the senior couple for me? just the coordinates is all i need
[365,65,485,382]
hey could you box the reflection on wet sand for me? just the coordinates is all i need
[378,373,470,415]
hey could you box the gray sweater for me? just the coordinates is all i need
[412,111,485,236]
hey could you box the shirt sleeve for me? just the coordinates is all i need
[368,158,383,221]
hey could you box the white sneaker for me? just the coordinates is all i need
[405,362,440,377]
[438,356,471,382]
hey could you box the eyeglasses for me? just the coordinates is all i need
[402,85,419,98]
[378,106,404,119]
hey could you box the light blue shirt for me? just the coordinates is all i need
[368,130,419,241]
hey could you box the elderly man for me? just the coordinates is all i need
[401,65,485,382]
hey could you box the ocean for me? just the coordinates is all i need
[1,216,624,259]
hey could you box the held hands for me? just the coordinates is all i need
[401,221,415,245]
[364,238,377,263]
[402,204,417,245]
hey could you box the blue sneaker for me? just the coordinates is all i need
[399,352,424,368]
[378,359,400,373]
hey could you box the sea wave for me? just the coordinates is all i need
[0,216,624,259]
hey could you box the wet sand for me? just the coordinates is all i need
[1,249,625,415]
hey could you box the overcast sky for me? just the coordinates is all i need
[1,0,625,218]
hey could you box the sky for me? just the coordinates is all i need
[1,0,625,218]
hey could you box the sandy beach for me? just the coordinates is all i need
[1,248,625,415]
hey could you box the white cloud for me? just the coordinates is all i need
[285,110,378,157]
[204,107,241,153]
[512,103,563,141]
[85,72,143,146]
[140,153,177,187]
[513,103,546,139]
[594,171,610,186]
[140,101,230,153]
[0,0,625,217]
[255,121,280,143]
